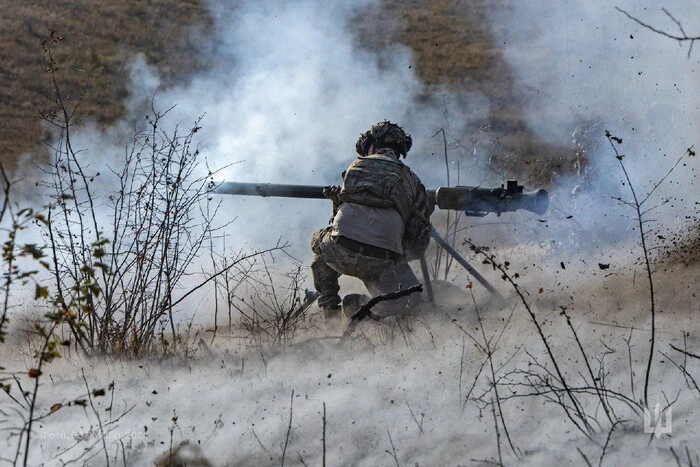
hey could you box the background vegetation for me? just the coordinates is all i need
[1,0,560,175]
[0,0,211,166]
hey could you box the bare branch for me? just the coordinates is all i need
[670,344,700,360]
[281,389,294,467]
[616,7,700,58]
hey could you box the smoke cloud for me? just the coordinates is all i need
[487,1,700,248]
[15,0,697,311]
[33,0,698,317]
[108,0,448,259]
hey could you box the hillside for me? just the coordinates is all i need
[0,0,562,179]
[0,0,211,166]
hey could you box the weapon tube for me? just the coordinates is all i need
[211,180,548,216]
[213,181,327,199]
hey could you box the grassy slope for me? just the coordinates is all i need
[1,0,568,179]
[0,0,211,167]
[366,0,525,115]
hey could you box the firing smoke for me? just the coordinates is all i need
[30,0,695,319]
[487,1,700,249]
[109,0,459,259]
[27,0,700,309]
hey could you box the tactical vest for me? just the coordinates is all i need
[338,151,414,223]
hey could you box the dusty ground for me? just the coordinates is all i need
[3,243,698,465]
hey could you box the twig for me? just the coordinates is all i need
[385,429,400,467]
[20,320,59,466]
[469,459,503,466]
[341,284,423,338]
[459,337,466,406]
[167,410,179,465]
[616,7,700,58]
[686,445,697,467]
[81,369,109,467]
[641,147,695,207]
[0,162,10,223]
[623,329,636,402]
[431,127,459,279]
[322,402,326,467]
[661,351,700,395]
[578,447,593,467]
[606,132,657,408]
[471,288,519,457]
[562,308,615,425]
[463,355,489,410]
[671,344,700,360]
[599,420,623,467]
[447,313,485,353]
[281,390,294,467]
[169,244,287,312]
[465,240,592,437]
[669,446,682,467]
[490,397,503,467]
[405,401,424,436]
[252,429,268,452]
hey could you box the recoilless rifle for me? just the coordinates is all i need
[211,180,549,301]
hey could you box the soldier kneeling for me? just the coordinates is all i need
[310,121,433,321]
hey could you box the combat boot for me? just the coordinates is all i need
[322,304,342,320]
[322,304,344,333]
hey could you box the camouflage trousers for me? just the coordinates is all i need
[310,227,420,315]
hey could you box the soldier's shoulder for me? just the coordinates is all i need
[401,163,424,182]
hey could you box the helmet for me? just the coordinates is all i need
[355,121,412,158]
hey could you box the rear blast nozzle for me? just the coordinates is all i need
[433,181,549,216]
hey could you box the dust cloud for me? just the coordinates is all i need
[488,1,700,250]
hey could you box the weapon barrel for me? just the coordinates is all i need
[212,181,328,199]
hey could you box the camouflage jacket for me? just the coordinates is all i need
[338,149,433,259]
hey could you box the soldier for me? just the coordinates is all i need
[310,121,434,320]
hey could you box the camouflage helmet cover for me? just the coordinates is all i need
[355,120,412,157]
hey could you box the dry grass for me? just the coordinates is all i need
[0,0,212,168]
[1,0,574,182]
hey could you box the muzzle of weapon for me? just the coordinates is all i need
[430,180,549,217]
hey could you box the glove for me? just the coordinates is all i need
[323,185,342,223]
[323,185,341,203]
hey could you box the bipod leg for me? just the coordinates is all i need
[419,254,435,305]
[429,227,503,300]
